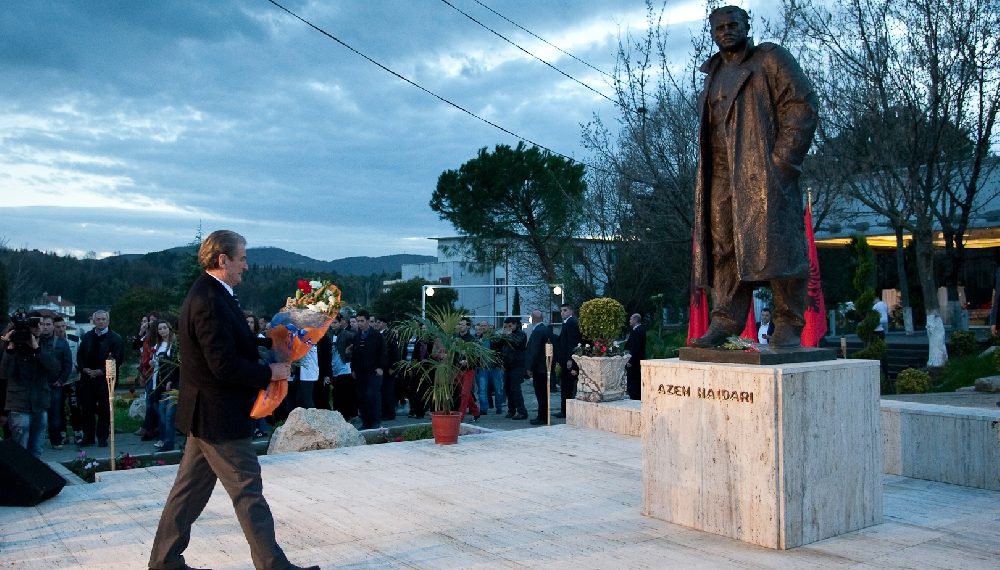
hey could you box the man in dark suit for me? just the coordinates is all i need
[625,313,647,401]
[351,310,386,429]
[756,307,776,344]
[553,302,581,418]
[524,309,552,425]
[148,230,318,570]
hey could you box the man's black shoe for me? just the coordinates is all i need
[512,413,528,420]
[529,418,545,425]
[504,411,514,418]
[286,564,320,570]
[553,412,566,418]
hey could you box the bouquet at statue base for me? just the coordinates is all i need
[250,279,342,419]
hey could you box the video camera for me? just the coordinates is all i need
[9,311,41,351]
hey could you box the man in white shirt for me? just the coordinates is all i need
[872,296,889,339]
[757,308,775,344]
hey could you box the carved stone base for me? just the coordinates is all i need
[642,358,882,549]
[572,354,628,402]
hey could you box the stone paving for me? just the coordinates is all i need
[3,424,1000,569]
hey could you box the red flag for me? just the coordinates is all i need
[687,232,710,346]
[801,201,827,347]
[687,288,709,346]
[740,303,756,340]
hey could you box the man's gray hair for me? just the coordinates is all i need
[198,230,247,270]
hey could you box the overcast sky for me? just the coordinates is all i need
[1,0,767,261]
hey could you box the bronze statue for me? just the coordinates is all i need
[690,5,818,348]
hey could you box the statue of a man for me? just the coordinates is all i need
[690,5,818,348]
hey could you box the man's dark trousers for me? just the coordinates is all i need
[148,435,288,570]
[356,371,383,429]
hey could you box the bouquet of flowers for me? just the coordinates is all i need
[250,279,342,419]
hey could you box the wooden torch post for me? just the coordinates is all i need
[105,356,117,471]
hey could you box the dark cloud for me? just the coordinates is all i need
[1,0,746,260]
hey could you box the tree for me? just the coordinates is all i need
[579,2,715,315]
[782,0,1000,366]
[371,278,457,323]
[430,142,586,284]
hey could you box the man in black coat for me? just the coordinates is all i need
[524,310,552,425]
[553,303,581,418]
[351,310,387,429]
[76,309,123,447]
[625,313,647,401]
[148,230,317,570]
[497,316,528,420]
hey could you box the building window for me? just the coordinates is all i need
[495,277,506,296]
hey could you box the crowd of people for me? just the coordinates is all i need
[0,297,653,459]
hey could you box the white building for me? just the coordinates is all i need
[400,237,607,326]
[29,293,76,318]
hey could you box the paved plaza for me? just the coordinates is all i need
[3,423,999,569]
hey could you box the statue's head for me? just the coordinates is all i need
[709,5,750,53]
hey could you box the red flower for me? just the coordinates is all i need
[297,279,312,294]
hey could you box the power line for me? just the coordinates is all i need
[263,0,590,167]
[439,0,616,105]
[472,0,612,79]
[262,0,659,191]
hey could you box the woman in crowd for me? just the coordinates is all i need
[246,312,271,438]
[149,321,179,452]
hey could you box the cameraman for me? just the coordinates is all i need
[1,311,60,458]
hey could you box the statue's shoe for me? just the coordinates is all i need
[690,326,732,348]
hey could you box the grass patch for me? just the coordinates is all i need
[401,424,433,441]
[932,353,997,392]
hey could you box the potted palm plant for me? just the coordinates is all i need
[393,307,497,444]
[573,297,629,402]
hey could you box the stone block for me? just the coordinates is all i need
[642,358,882,549]
[267,407,366,454]
[881,400,1000,490]
[566,399,641,437]
[974,375,1000,392]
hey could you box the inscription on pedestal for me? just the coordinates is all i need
[657,383,754,404]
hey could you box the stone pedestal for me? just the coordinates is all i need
[642,358,882,550]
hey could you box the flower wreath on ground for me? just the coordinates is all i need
[250,279,342,418]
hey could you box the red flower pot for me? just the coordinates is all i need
[430,411,461,445]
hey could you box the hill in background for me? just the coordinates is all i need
[158,246,435,276]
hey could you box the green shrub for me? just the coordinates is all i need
[896,368,931,394]
[948,330,978,357]
[851,338,886,361]
[578,297,627,342]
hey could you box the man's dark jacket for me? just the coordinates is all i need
[77,327,124,379]
[524,323,551,376]
[625,324,647,370]
[2,343,59,413]
[498,329,527,371]
[175,273,271,440]
[554,316,581,364]
[351,328,387,374]
[40,334,72,387]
